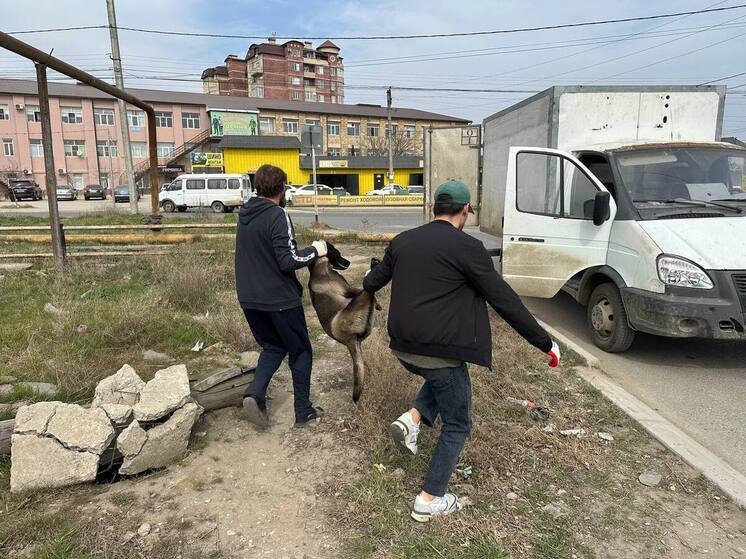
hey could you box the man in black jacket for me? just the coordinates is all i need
[236,164,327,428]
[363,180,560,522]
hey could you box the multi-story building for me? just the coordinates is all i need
[0,78,468,194]
[201,38,344,104]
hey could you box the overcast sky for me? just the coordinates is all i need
[1,0,745,136]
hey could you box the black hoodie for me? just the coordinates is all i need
[235,197,319,311]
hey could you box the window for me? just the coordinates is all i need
[30,139,43,157]
[403,125,416,139]
[100,173,109,189]
[367,123,380,137]
[181,112,200,129]
[331,95,336,104]
[327,148,343,157]
[305,91,317,102]
[259,117,275,133]
[316,66,324,75]
[96,140,117,157]
[516,152,561,216]
[318,94,324,103]
[331,81,336,91]
[207,178,227,190]
[330,67,337,77]
[317,79,325,89]
[564,160,601,219]
[155,111,173,127]
[60,107,83,124]
[2,139,13,156]
[26,105,41,122]
[290,62,301,71]
[186,179,205,190]
[283,119,298,134]
[157,142,175,157]
[131,142,147,158]
[347,122,359,136]
[71,174,84,189]
[228,178,241,190]
[306,118,320,127]
[385,124,398,137]
[0,105,8,120]
[93,108,115,126]
[291,77,301,86]
[291,91,302,101]
[327,121,340,136]
[127,110,145,127]
[63,139,86,157]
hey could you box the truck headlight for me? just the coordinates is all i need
[657,255,713,289]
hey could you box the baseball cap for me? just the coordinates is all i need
[434,180,474,213]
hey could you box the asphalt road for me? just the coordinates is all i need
[524,291,746,477]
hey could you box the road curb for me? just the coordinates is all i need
[542,320,746,510]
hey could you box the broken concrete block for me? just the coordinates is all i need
[10,434,99,492]
[133,364,190,422]
[0,384,14,397]
[0,263,33,272]
[117,420,148,457]
[14,401,58,434]
[119,403,201,476]
[101,403,133,426]
[45,404,115,455]
[25,382,58,397]
[92,365,145,407]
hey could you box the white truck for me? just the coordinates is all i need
[479,86,746,352]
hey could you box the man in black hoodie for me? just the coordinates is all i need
[236,164,327,428]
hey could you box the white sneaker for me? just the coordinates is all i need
[388,412,420,456]
[411,493,462,522]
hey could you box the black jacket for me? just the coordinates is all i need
[363,220,552,367]
[235,197,318,311]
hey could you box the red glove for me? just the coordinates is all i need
[547,341,561,368]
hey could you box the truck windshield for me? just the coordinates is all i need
[614,147,746,217]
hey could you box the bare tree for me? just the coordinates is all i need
[364,131,420,157]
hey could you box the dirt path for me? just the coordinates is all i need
[88,333,360,559]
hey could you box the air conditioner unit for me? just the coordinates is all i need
[22,169,30,175]
[77,153,85,158]
[57,168,66,174]
[15,103,24,111]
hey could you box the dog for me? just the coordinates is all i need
[308,243,380,402]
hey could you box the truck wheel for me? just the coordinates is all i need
[161,200,176,213]
[177,206,187,213]
[211,201,225,213]
[587,283,635,353]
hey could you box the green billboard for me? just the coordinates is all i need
[209,111,258,137]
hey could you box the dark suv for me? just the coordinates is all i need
[8,180,43,201]
[83,184,106,200]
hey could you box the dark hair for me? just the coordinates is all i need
[254,164,287,197]
[433,201,467,216]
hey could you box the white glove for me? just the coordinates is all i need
[312,240,327,257]
[547,341,561,368]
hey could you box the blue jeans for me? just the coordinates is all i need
[242,306,314,421]
[399,360,472,497]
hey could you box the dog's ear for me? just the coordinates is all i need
[370,257,381,269]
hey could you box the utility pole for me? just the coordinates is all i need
[107,129,115,208]
[106,0,138,214]
[35,64,65,268]
[386,87,394,186]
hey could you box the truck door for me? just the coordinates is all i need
[502,147,617,297]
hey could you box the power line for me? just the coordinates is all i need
[7,5,746,40]
[698,71,746,85]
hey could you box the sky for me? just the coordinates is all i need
[1,0,746,137]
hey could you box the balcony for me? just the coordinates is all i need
[304,57,327,66]
[304,71,316,79]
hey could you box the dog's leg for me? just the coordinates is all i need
[348,339,364,403]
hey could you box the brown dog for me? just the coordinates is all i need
[308,249,379,402]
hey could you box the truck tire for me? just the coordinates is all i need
[211,201,225,213]
[587,283,635,353]
[161,200,176,213]
[177,206,187,212]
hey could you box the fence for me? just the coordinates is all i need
[292,194,424,207]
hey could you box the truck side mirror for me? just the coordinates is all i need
[593,191,611,226]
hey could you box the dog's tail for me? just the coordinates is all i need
[348,338,364,403]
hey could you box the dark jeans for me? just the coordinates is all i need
[399,360,472,497]
[242,306,314,420]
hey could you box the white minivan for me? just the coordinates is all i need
[159,173,252,213]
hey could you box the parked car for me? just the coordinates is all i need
[8,180,43,201]
[332,187,350,197]
[55,185,77,201]
[158,173,251,213]
[114,185,140,204]
[83,184,106,200]
[407,185,424,195]
[368,184,409,196]
[286,183,334,204]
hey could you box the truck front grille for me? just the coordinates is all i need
[733,273,746,311]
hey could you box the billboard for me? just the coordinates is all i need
[208,111,258,137]
[191,152,224,167]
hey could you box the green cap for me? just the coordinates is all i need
[434,179,474,213]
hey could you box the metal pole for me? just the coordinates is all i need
[0,29,161,222]
[107,129,115,208]
[386,87,394,186]
[35,63,65,268]
[312,145,318,224]
[106,0,138,214]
